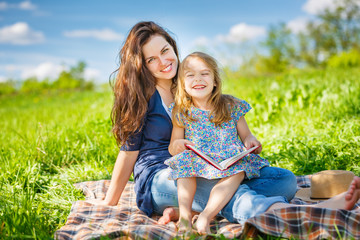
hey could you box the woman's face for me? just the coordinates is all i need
[142,35,178,82]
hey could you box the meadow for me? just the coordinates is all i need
[0,68,359,239]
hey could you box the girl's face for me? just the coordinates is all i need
[142,35,178,82]
[183,57,215,106]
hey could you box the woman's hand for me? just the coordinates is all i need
[170,139,194,156]
[243,134,262,154]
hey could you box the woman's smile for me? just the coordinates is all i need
[161,63,173,73]
[142,35,178,81]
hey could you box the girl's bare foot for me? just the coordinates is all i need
[193,214,211,235]
[345,176,360,210]
[158,207,179,225]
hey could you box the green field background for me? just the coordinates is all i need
[0,68,359,238]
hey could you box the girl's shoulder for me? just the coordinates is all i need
[224,95,252,120]
[223,95,251,111]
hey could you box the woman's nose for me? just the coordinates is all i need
[159,56,167,66]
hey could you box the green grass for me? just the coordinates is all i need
[0,90,117,238]
[0,68,359,239]
[224,68,360,174]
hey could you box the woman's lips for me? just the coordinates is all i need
[161,63,172,73]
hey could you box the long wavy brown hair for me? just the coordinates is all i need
[172,52,235,127]
[111,21,179,146]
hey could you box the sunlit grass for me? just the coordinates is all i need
[0,68,359,238]
[0,90,118,238]
[224,68,360,175]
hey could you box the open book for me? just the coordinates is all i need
[185,144,261,171]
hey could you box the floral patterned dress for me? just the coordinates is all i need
[164,99,269,180]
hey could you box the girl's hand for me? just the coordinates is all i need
[171,139,194,155]
[243,134,262,154]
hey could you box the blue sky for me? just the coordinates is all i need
[0,0,339,82]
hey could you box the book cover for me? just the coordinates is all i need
[185,144,261,171]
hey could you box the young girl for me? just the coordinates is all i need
[164,52,269,234]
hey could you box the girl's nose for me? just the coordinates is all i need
[194,73,201,81]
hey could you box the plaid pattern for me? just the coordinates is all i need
[55,175,360,240]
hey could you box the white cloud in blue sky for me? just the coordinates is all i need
[286,17,309,34]
[0,0,36,11]
[0,0,346,82]
[64,29,123,41]
[216,23,266,43]
[0,22,45,44]
[302,0,337,15]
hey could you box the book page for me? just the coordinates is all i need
[219,145,259,169]
[186,144,260,171]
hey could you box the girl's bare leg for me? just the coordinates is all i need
[195,172,245,235]
[267,176,360,212]
[177,177,196,232]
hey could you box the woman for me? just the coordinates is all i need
[88,21,360,226]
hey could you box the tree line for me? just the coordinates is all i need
[247,0,360,73]
[0,61,94,95]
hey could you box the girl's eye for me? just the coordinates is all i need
[162,48,169,54]
[147,58,154,64]
[186,74,194,77]
[202,73,209,76]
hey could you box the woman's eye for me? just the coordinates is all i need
[147,58,154,64]
[162,48,169,54]
[202,73,209,76]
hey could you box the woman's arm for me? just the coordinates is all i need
[168,125,193,156]
[236,116,262,154]
[87,150,138,205]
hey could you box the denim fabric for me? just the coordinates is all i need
[151,166,297,224]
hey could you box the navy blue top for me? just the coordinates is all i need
[120,89,172,216]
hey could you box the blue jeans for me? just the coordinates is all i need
[151,166,297,224]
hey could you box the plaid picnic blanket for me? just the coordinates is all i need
[55,175,360,240]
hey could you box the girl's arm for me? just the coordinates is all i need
[236,116,262,154]
[168,125,193,156]
[87,150,138,205]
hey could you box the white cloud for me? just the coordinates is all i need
[216,23,266,43]
[19,1,36,10]
[21,62,64,80]
[287,17,309,34]
[0,22,45,45]
[0,2,8,10]
[7,62,101,81]
[4,64,18,72]
[64,28,123,41]
[84,68,101,80]
[0,1,36,11]
[0,75,6,82]
[302,0,337,15]
[193,36,210,47]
